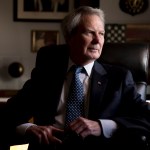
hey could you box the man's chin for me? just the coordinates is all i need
[87,56,100,61]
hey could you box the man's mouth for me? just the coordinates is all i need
[89,47,99,51]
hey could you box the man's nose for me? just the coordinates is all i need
[92,34,101,43]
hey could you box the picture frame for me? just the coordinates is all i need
[13,0,74,22]
[31,30,60,52]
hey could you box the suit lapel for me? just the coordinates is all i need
[88,61,108,119]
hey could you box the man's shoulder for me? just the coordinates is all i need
[100,62,131,75]
[37,44,68,55]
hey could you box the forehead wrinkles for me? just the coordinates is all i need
[79,15,104,31]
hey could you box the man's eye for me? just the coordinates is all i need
[84,31,93,36]
[99,32,105,36]
[84,31,92,34]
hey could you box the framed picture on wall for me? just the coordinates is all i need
[13,0,74,22]
[31,30,59,52]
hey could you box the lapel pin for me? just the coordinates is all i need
[98,81,101,85]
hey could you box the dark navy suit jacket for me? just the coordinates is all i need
[4,44,150,146]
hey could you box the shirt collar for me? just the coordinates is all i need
[68,58,94,77]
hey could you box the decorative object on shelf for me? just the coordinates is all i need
[119,0,149,16]
[31,30,59,52]
[8,62,24,78]
[13,0,74,22]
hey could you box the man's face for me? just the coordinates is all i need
[68,14,105,65]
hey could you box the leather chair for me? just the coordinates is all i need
[99,42,149,101]
[98,42,150,149]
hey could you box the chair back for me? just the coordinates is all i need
[98,43,149,100]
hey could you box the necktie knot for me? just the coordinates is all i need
[74,66,83,74]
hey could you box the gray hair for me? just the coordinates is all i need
[61,6,105,42]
